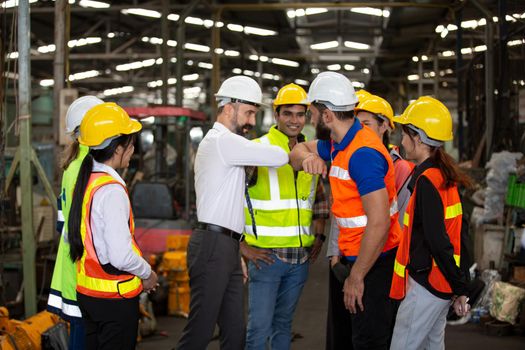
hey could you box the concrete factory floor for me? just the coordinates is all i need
[138,245,525,350]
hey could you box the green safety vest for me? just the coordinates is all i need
[244,126,318,248]
[48,144,89,319]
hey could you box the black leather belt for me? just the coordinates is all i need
[195,222,244,242]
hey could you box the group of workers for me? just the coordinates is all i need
[47,70,472,350]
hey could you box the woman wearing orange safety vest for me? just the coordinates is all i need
[389,97,471,350]
[67,103,158,350]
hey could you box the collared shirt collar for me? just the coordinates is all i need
[92,160,126,187]
[332,119,362,151]
[213,121,230,133]
[408,157,437,192]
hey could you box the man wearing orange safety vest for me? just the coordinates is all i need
[290,72,401,349]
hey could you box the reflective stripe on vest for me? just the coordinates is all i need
[76,173,143,299]
[390,168,462,300]
[244,127,318,248]
[329,125,402,257]
[335,200,398,229]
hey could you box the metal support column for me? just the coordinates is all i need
[211,9,222,120]
[456,10,464,159]
[18,0,37,317]
[176,0,202,106]
[485,22,494,160]
[498,0,511,150]
[433,56,439,97]
[53,0,66,143]
[156,0,169,176]
[417,61,423,96]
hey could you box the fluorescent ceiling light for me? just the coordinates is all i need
[243,70,254,77]
[351,7,390,18]
[68,37,102,48]
[441,50,454,57]
[244,26,277,36]
[310,41,339,50]
[262,73,274,80]
[508,39,525,46]
[184,43,210,52]
[249,55,259,61]
[461,47,472,55]
[227,24,244,32]
[344,64,355,71]
[185,16,204,25]
[271,58,300,67]
[79,0,109,8]
[421,55,429,61]
[287,8,328,18]
[40,79,55,87]
[168,14,180,21]
[121,8,161,18]
[311,68,320,74]
[294,79,309,86]
[259,56,269,62]
[474,45,487,52]
[183,73,199,81]
[344,41,370,50]
[107,32,116,38]
[362,68,370,74]
[198,62,213,69]
[407,74,419,81]
[214,48,224,54]
[327,64,341,71]
[412,56,419,62]
[352,82,365,89]
[440,28,448,38]
[2,0,38,9]
[116,58,158,71]
[232,68,242,74]
[103,86,134,96]
[69,70,100,81]
[224,50,240,57]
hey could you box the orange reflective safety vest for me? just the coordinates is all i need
[329,125,401,257]
[390,167,462,300]
[76,172,143,299]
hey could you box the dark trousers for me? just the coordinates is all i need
[69,318,86,350]
[77,293,139,350]
[177,228,245,350]
[327,250,398,350]
[326,263,353,350]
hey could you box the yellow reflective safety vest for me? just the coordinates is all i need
[76,172,143,299]
[244,126,318,248]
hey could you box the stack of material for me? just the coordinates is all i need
[159,235,191,317]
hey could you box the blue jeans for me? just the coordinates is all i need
[246,255,309,350]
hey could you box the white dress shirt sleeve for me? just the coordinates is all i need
[97,185,151,279]
[217,132,288,167]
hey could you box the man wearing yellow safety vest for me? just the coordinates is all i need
[290,72,401,349]
[242,83,329,350]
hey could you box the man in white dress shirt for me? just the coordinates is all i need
[177,76,289,349]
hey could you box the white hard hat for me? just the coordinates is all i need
[215,75,263,106]
[65,96,104,133]
[307,72,358,111]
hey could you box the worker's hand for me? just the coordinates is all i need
[240,242,274,269]
[453,295,470,317]
[343,269,365,314]
[330,255,341,268]
[309,236,324,263]
[241,256,248,284]
[142,270,159,293]
[302,154,327,178]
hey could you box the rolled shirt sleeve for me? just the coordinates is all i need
[218,132,289,168]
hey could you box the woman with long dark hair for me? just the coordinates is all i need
[68,102,158,350]
[389,96,472,350]
[48,96,104,350]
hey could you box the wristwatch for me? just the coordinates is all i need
[315,233,326,242]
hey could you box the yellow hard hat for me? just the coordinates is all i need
[273,83,309,109]
[394,96,453,142]
[354,95,395,129]
[78,102,142,147]
[355,89,372,103]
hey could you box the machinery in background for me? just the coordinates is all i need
[0,307,65,350]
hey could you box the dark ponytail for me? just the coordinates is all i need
[430,148,473,189]
[68,153,93,262]
[402,125,473,189]
[68,133,137,262]
[371,114,390,149]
